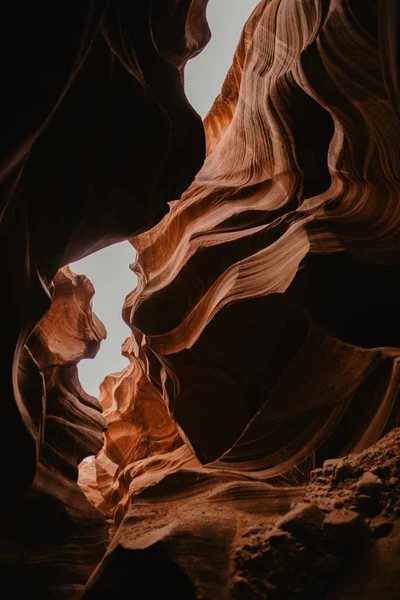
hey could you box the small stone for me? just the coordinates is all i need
[389,477,399,487]
[356,472,383,495]
[323,509,368,546]
[268,529,293,548]
[276,502,324,541]
[371,519,393,539]
[370,465,390,479]
[334,460,355,482]
[353,494,381,517]
[323,458,340,476]
[322,458,355,481]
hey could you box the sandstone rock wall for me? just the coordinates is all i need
[3,1,400,598]
[1,1,208,596]
[82,1,400,597]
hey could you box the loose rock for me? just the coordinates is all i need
[276,503,324,541]
[323,509,368,546]
[334,460,355,482]
[322,458,355,482]
[356,472,383,496]
[353,493,382,517]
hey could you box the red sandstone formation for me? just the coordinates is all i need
[3,0,400,598]
[1,1,208,597]
[101,0,400,481]
[1,268,108,598]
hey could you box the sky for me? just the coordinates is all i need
[72,0,260,398]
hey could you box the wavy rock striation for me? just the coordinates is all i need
[1,1,208,596]
[0,268,108,598]
[3,0,400,597]
[1,0,207,509]
[82,1,400,598]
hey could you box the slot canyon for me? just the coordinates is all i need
[2,1,400,598]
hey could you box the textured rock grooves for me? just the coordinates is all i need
[2,1,400,598]
[1,1,208,597]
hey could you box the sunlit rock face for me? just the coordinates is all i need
[3,0,400,598]
[82,1,400,598]
[103,0,400,478]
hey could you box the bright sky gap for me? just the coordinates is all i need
[71,1,260,399]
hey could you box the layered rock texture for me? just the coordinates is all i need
[1,268,109,598]
[1,1,207,597]
[3,0,400,598]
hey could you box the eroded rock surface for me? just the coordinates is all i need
[3,0,400,598]
[0,268,108,598]
[1,1,208,597]
[1,0,207,513]
[83,425,400,599]
[121,0,400,474]
[82,0,400,597]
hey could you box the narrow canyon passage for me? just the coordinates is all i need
[3,2,400,599]
[70,0,260,403]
